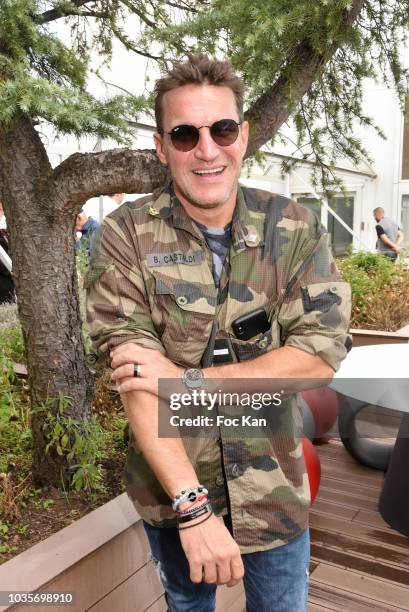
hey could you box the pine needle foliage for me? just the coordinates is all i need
[0,1,408,182]
[140,0,409,192]
[0,0,151,142]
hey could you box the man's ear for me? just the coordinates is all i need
[153,132,168,165]
[240,120,249,151]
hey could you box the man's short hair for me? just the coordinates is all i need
[154,53,245,131]
[373,207,384,214]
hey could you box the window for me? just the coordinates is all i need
[294,196,321,219]
[327,196,354,256]
[294,195,354,255]
[401,195,409,245]
[402,97,409,180]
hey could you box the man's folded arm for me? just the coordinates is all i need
[85,220,200,496]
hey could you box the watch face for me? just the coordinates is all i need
[184,368,204,389]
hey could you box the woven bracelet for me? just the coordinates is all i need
[177,504,212,524]
[177,511,213,531]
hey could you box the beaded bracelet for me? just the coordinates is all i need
[175,497,209,517]
[172,485,208,512]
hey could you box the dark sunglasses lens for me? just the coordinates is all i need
[210,119,239,146]
[170,125,199,151]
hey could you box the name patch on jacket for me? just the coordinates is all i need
[147,251,204,267]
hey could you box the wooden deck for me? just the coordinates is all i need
[309,438,409,612]
[139,438,409,612]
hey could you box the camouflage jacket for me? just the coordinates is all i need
[86,184,351,553]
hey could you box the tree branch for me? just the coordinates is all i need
[48,149,169,213]
[35,0,95,24]
[244,0,366,158]
[165,0,200,12]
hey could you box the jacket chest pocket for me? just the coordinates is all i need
[151,273,217,367]
[230,318,281,362]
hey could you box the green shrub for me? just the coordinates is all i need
[338,251,409,330]
[0,319,25,363]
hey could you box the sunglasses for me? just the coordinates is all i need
[159,119,242,152]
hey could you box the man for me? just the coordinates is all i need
[373,206,404,261]
[86,54,351,612]
[83,192,125,222]
[0,201,14,304]
[75,210,100,255]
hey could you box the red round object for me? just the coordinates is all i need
[301,387,339,438]
[302,437,321,505]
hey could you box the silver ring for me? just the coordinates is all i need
[133,364,141,378]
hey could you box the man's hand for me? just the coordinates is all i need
[111,344,183,396]
[179,513,244,587]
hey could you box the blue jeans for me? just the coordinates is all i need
[143,521,310,612]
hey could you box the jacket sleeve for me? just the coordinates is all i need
[278,225,351,372]
[85,212,165,369]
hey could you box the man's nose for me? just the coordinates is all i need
[194,127,219,160]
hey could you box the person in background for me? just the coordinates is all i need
[83,193,125,222]
[75,210,100,256]
[373,207,404,261]
[0,201,15,304]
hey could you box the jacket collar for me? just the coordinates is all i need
[148,183,264,250]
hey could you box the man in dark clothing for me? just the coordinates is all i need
[373,207,404,261]
[75,210,100,255]
[0,201,15,304]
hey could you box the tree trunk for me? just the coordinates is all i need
[0,116,93,487]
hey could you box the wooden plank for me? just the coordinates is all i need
[312,499,358,520]
[216,581,245,612]
[309,513,409,551]
[318,476,381,501]
[319,461,383,487]
[310,560,320,575]
[144,595,167,612]
[316,442,360,463]
[310,529,409,576]
[318,448,384,475]
[397,323,409,335]
[138,577,247,612]
[13,362,27,378]
[353,509,394,530]
[310,563,409,610]
[308,582,405,612]
[317,438,397,465]
[311,543,409,588]
[316,488,379,512]
[0,493,141,609]
[308,602,335,612]
[350,329,409,346]
[88,561,163,612]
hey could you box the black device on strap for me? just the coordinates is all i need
[231,308,270,341]
[212,338,234,364]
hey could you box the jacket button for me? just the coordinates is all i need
[215,476,224,487]
[329,286,338,293]
[176,295,188,306]
[231,464,240,477]
[258,336,269,349]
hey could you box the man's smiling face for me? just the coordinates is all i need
[154,84,248,220]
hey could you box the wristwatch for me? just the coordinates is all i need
[182,368,204,390]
